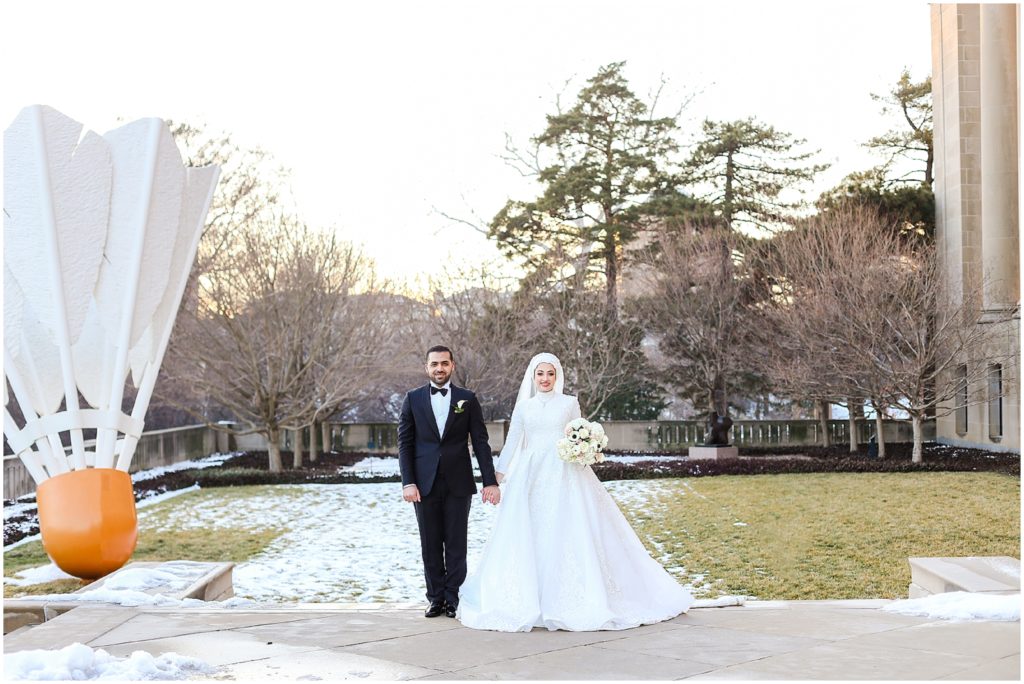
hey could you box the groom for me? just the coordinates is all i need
[398,345,500,618]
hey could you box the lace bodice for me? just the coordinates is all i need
[494,392,581,475]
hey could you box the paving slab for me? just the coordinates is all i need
[687,639,993,680]
[210,646,440,681]
[594,623,827,668]
[938,653,1021,681]
[2,601,1018,681]
[341,618,677,672]
[451,641,716,680]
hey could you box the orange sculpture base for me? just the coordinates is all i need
[36,468,138,580]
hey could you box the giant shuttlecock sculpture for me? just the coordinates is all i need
[4,105,219,578]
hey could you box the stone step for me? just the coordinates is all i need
[3,560,234,634]
[908,556,1020,597]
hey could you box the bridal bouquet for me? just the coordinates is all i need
[557,418,609,466]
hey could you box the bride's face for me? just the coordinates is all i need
[534,363,556,393]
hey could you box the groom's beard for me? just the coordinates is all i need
[431,370,451,386]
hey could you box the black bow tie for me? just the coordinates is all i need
[430,386,448,396]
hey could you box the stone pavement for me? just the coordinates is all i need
[3,600,1019,680]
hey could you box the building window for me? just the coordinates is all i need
[955,364,968,435]
[988,364,1003,441]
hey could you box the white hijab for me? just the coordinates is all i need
[499,353,565,479]
[514,352,565,405]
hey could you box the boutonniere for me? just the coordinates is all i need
[453,400,468,414]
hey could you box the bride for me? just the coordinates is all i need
[457,352,693,632]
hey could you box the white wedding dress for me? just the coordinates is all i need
[457,391,694,632]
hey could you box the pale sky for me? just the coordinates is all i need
[3,0,933,290]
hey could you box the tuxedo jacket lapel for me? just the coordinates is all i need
[416,385,442,442]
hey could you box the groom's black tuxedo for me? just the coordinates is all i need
[398,384,497,496]
[398,384,497,607]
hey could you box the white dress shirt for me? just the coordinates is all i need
[430,381,452,438]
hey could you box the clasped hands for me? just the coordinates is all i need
[402,475,504,505]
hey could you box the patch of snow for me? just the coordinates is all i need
[4,642,214,680]
[733,522,749,527]
[603,454,688,464]
[130,451,244,483]
[136,484,200,510]
[338,456,401,476]
[4,531,43,552]
[882,591,1020,621]
[4,500,38,522]
[3,562,75,587]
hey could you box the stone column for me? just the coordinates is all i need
[980,3,1019,314]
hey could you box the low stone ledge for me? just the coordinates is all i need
[908,556,1020,597]
[3,560,235,634]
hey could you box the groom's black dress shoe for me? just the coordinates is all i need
[445,603,458,618]
[425,602,445,618]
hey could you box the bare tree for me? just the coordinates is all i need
[630,224,762,419]
[532,275,648,420]
[426,265,539,419]
[161,217,393,471]
[757,202,1017,461]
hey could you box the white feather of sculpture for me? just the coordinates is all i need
[128,166,218,387]
[3,106,111,344]
[3,105,112,469]
[119,164,220,470]
[93,119,187,468]
[3,265,67,476]
[4,107,219,481]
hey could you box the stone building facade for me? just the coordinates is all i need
[931,4,1020,452]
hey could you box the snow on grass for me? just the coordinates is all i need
[602,454,689,464]
[3,562,75,587]
[882,592,1021,621]
[4,642,214,680]
[338,456,401,475]
[132,479,698,604]
[227,483,501,603]
[130,451,244,483]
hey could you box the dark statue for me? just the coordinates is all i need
[703,411,733,446]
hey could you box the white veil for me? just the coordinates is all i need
[497,353,565,479]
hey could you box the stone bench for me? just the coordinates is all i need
[908,556,1020,598]
[3,560,234,634]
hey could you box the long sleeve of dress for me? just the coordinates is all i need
[569,395,582,422]
[495,404,526,476]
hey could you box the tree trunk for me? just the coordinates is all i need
[715,375,728,416]
[874,409,887,459]
[309,421,319,463]
[911,414,923,463]
[604,230,618,320]
[847,397,859,453]
[817,399,832,447]
[267,428,283,473]
[292,429,304,469]
[724,150,735,228]
[321,421,331,454]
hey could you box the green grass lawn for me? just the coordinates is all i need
[624,472,1020,600]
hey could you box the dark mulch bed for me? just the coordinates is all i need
[4,443,1017,547]
[592,443,1019,480]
